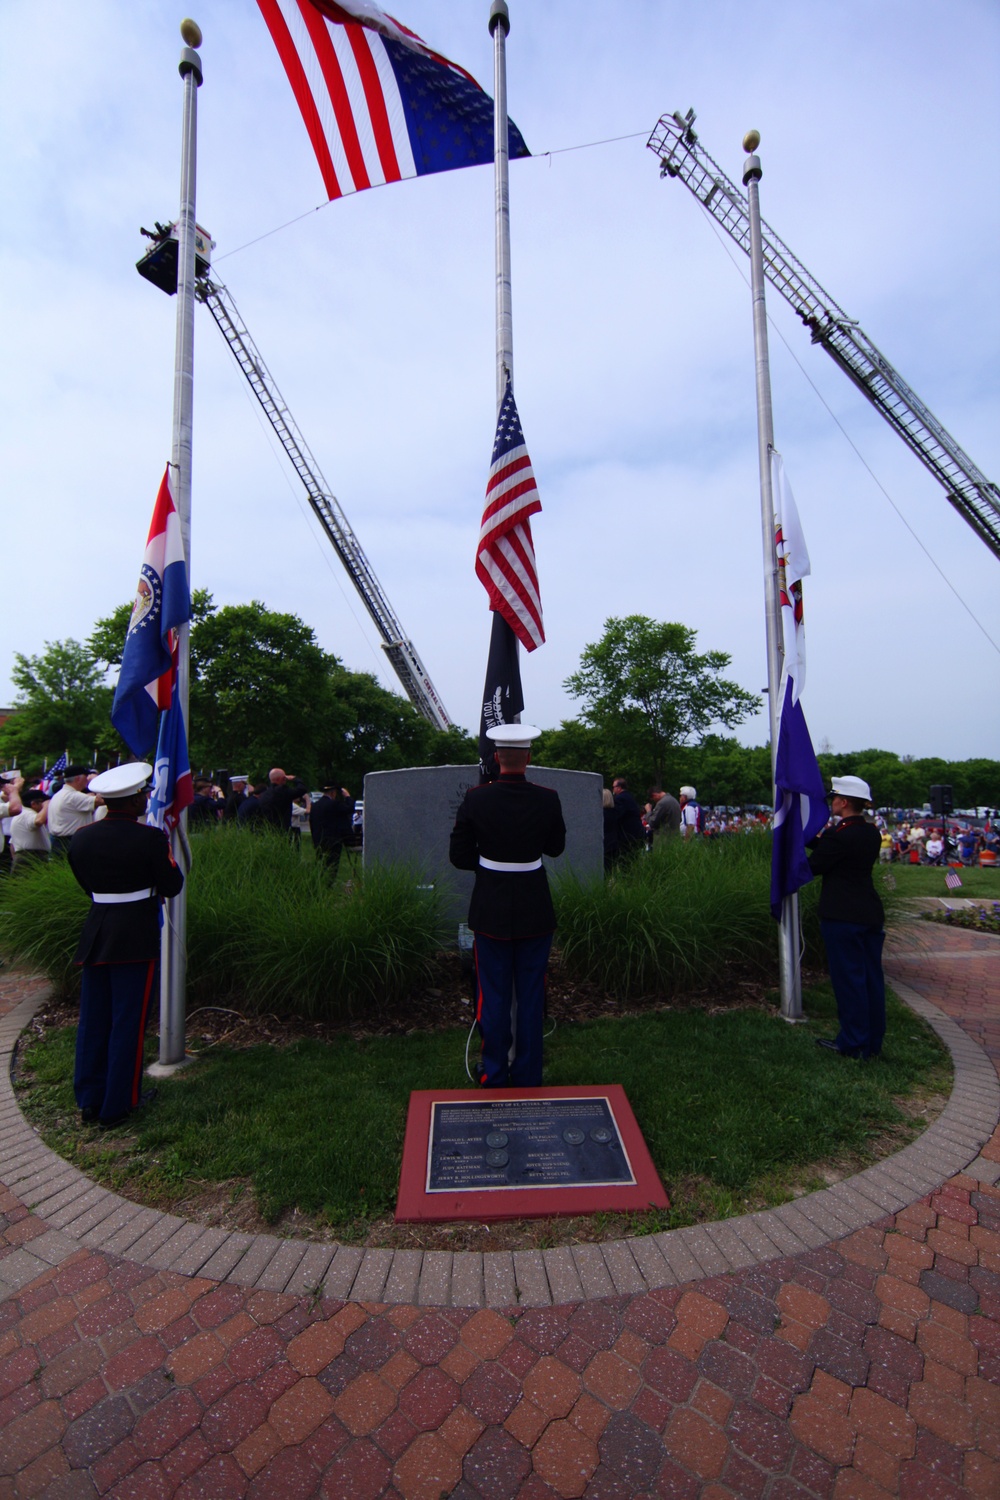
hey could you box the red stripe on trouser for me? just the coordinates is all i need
[130,960,156,1108]
[473,944,487,1084]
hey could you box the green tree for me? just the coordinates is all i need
[564,616,761,788]
[0,640,119,770]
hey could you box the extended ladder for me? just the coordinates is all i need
[648,110,1000,561]
[198,278,452,729]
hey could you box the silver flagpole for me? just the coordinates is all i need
[158,21,203,1070]
[742,129,802,1021]
[490,0,512,407]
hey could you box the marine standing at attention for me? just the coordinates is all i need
[449,725,566,1088]
[807,774,886,1060]
[68,763,184,1129]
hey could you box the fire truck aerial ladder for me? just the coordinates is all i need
[647,110,1000,562]
[137,224,452,729]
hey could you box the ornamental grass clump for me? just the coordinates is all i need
[554,830,824,1000]
[0,827,446,1023]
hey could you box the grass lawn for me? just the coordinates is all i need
[15,982,950,1248]
[881,862,1000,899]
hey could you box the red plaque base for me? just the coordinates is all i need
[395,1085,668,1223]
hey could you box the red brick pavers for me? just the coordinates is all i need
[2,927,999,1498]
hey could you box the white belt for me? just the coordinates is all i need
[479,856,542,872]
[91,889,153,904]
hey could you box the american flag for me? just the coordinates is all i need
[39,753,68,794]
[945,869,963,890]
[257,0,528,202]
[477,377,544,652]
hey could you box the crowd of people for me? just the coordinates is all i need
[876,815,998,867]
[601,778,770,869]
[0,765,362,878]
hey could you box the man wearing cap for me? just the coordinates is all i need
[223,775,249,822]
[450,725,566,1088]
[9,786,51,870]
[309,784,354,874]
[679,786,702,839]
[807,775,886,1061]
[68,763,184,1128]
[47,765,105,856]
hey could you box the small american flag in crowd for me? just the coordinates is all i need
[945,869,963,890]
[476,376,544,652]
[39,753,68,794]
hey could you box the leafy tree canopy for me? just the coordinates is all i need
[3,594,475,786]
[563,615,761,788]
[0,641,116,767]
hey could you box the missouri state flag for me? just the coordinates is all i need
[770,451,829,919]
[256,0,529,201]
[111,466,191,756]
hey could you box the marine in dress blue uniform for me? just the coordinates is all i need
[68,763,184,1127]
[449,725,566,1088]
[807,774,886,1060]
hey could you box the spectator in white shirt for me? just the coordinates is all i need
[1,774,24,865]
[10,787,52,870]
[48,765,104,855]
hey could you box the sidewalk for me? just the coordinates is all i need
[2,920,999,1498]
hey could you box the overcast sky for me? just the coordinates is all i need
[2,0,998,765]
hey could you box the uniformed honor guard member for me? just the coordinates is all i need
[807,774,886,1060]
[449,725,566,1088]
[68,763,184,1128]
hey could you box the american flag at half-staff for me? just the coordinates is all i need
[256,0,529,202]
[477,376,544,652]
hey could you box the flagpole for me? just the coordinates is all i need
[490,0,512,406]
[742,130,803,1021]
[159,21,203,1070]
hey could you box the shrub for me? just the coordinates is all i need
[0,827,446,1023]
[553,831,826,1000]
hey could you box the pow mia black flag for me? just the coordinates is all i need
[478,612,524,781]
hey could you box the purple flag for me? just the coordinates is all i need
[770,678,829,918]
[769,452,828,918]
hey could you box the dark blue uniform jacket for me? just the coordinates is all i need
[449,774,566,940]
[807,816,884,927]
[69,818,184,964]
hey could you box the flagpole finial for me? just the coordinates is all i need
[488,1,510,37]
[742,129,761,185]
[180,18,202,48]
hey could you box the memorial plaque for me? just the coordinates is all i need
[428,1098,636,1193]
[396,1085,669,1223]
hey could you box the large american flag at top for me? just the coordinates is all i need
[477,377,544,652]
[256,0,529,202]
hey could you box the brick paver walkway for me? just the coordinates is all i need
[1,920,998,1498]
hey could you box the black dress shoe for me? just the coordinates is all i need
[815,1038,861,1058]
[98,1112,130,1131]
[80,1107,99,1124]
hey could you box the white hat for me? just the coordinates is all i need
[230,774,248,783]
[486,724,541,749]
[679,785,697,800]
[831,775,872,802]
[90,763,153,799]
